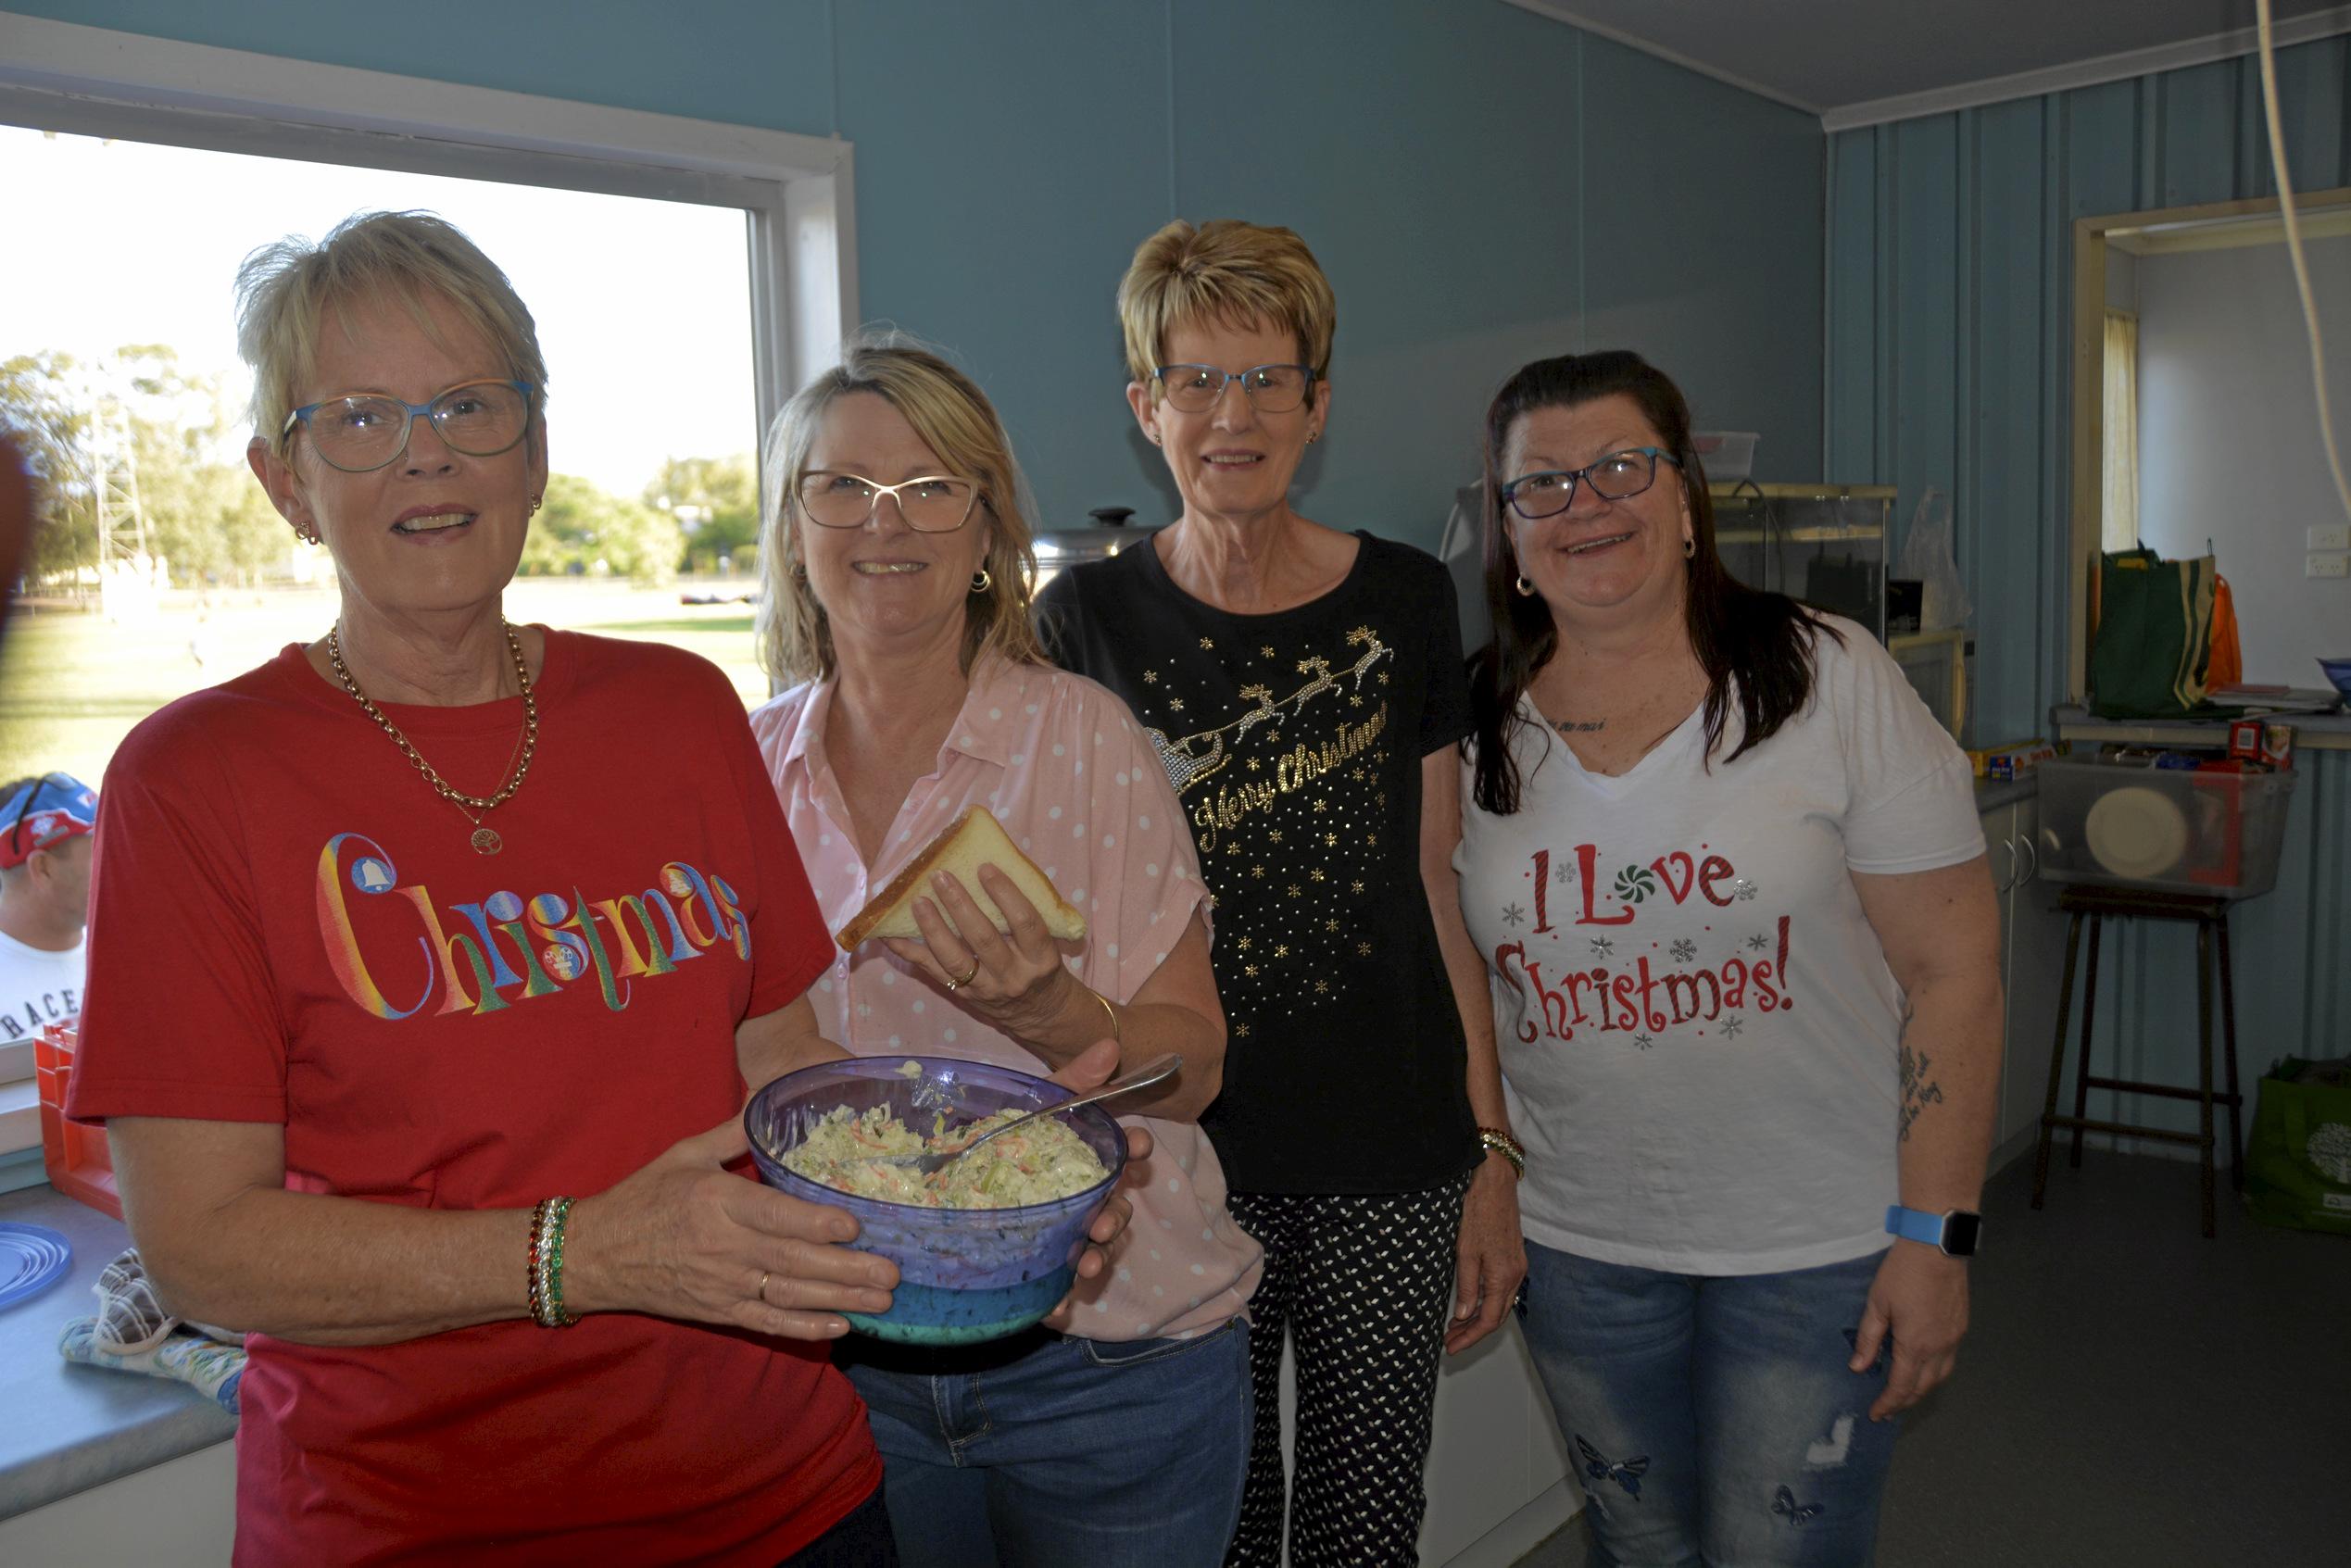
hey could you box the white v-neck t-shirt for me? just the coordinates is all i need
[1454,619,1982,1274]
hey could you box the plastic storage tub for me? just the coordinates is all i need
[2034,760,2296,899]
[35,1021,122,1219]
[1691,431,1758,480]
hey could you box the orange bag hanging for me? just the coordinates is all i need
[2207,574,2244,688]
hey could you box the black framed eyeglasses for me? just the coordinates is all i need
[796,470,983,533]
[1151,363,1316,414]
[282,379,535,473]
[1501,446,1681,521]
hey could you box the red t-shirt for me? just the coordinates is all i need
[69,631,879,1567]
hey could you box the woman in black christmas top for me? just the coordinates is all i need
[1036,217,1524,1568]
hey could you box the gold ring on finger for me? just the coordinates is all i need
[755,1270,772,1304]
[946,960,979,990]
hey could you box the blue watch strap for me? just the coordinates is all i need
[1884,1205,1945,1248]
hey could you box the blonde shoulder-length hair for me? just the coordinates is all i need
[757,331,1043,687]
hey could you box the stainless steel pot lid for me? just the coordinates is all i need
[1035,508,1157,565]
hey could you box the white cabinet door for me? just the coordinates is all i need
[1419,1325,1538,1562]
[2000,799,2072,1150]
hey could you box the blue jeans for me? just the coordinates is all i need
[844,1318,1251,1568]
[1518,1243,1899,1568]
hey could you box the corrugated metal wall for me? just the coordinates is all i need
[1828,35,2351,1122]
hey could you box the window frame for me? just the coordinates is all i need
[2066,184,2351,703]
[0,10,858,456]
[0,14,856,1166]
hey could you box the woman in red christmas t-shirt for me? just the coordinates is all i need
[66,211,1138,1568]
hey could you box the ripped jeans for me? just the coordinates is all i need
[1518,1243,1898,1568]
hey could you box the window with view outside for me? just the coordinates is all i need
[0,126,770,794]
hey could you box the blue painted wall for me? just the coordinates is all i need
[1825,34,2351,747]
[1825,36,2351,1110]
[2,0,1824,548]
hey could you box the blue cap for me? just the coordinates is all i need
[1,773,97,870]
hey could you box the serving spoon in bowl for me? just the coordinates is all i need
[874,1052,1182,1177]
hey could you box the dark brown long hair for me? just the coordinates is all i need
[1466,350,1841,814]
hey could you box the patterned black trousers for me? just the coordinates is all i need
[1222,1170,1472,1567]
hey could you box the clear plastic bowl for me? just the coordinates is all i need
[745,1056,1127,1345]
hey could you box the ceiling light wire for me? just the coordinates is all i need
[2255,0,2351,524]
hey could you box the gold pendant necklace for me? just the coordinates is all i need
[326,620,539,855]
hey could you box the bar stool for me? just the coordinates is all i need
[2030,884,2245,1237]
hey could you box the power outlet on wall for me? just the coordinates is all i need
[2307,552,2351,579]
[2310,523,2351,551]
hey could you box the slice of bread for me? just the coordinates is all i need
[834,805,1087,951]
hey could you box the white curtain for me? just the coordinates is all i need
[2102,309,2140,553]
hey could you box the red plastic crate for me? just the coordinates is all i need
[34,1020,121,1219]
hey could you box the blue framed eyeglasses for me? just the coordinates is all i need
[282,379,535,473]
[1500,446,1681,521]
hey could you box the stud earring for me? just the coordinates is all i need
[294,521,321,546]
[970,568,993,594]
[1514,574,1534,597]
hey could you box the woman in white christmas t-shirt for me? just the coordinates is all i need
[1454,350,2001,1567]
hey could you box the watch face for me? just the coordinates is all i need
[1942,1210,1983,1257]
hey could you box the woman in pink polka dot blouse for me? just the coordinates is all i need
[749,331,1264,1568]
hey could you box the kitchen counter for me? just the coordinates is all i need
[1972,773,2039,813]
[0,1184,234,1519]
[2054,702,2351,750]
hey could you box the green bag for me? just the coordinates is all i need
[2089,547,2216,719]
[2244,1059,2351,1236]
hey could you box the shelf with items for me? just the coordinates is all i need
[1708,483,1893,640]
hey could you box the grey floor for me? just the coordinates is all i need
[1509,1149,2351,1568]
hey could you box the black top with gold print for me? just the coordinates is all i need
[1037,532,1477,1194]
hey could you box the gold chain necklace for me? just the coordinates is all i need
[326,620,539,856]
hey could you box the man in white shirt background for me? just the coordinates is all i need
[0,774,97,1090]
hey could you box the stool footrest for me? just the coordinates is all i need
[2042,1113,2207,1147]
[2080,1074,2243,1107]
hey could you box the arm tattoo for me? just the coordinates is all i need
[1895,997,1944,1143]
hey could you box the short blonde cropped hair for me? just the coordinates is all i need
[757,330,1043,687]
[235,210,547,454]
[1116,219,1337,388]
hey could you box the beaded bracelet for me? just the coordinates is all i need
[1477,1126,1527,1179]
[528,1196,579,1328]
[525,1201,547,1323]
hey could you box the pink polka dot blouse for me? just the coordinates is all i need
[751,653,1262,1341]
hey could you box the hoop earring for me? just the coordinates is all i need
[294,521,321,546]
[1683,535,1696,558]
[1514,574,1535,597]
[970,568,993,595]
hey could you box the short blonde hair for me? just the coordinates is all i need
[757,330,1043,686]
[1117,219,1337,388]
[235,210,547,453]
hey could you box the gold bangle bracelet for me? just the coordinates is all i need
[1090,986,1122,1046]
[1477,1127,1527,1179]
